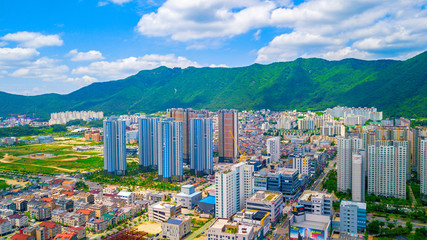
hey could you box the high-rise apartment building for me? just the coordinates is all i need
[218,109,239,163]
[103,117,127,175]
[368,141,408,199]
[215,163,254,218]
[266,137,280,162]
[138,117,159,169]
[189,118,213,175]
[166,108,208,164]
[337,137,363,192]
[352,151,365,202]
[158,121,183,182]
[420,139,427,200]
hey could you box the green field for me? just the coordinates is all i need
[0,140,104,175]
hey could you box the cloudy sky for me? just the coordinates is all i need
[1,0,426,95]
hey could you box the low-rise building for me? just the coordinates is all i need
[117,192,134,204]
[289,206,331,240]
[67,226,86,240]
[148,202,181,223]
[207,218,255,240]
[10,233,35,240]
[197,196,215,216]
[39,221,61,240]
[29,206,51,221]
[86,219,108,233]
[175,185,202,209]
[63,212,85,227]
[298,191,333,217]
[56,199,74,212]
[8,214,28,228]
[246,191,284,222]
[161,216,191,240]
[0,218,12,235]
[87,204,107,218]
[53,231,78,240]
[76,209,95,222]
[233,209,271,237]
[340,201,366,236]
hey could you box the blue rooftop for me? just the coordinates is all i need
[199,196,215,205]
[167,218,183,225]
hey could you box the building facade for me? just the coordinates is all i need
[337,137,363,192]
[158,120,183,182]
[190,118,213,175]
[138,117,159,169]
[103,117,127,175]
[368,140,408,199]
[340,201,367,234]
[266,137,280,162]
[218,109,239,163]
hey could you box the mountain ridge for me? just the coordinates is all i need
[1,52,426,120]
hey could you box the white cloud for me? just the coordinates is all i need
[67,49,105,61]
[209,64,229,68]
[256,32,342,62]
[109,0,132,4]
[66,75,98,86]
[0,42,7,47]
[0,48,40,67]
[72,54,200,79]
[2,31,63,48]
[136,0,276,41]
[253,29,262,40]
[136,0,427,61]
[10,57,69,81]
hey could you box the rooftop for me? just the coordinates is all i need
[199,196,215,205]
[341,200,367,210]
[299,190,332,201]
[248,191,281,203]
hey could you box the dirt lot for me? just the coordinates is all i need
[135,222,162,235]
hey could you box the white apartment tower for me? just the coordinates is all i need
[368,141,407,199]
[420,139,427,199]
[266,137,281,162]
[215,163,254,218]
[337,137,363,192]
[352,150,365,202]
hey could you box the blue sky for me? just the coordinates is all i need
[0,0,426,95]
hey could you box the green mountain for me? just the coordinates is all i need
[1,51,426,120]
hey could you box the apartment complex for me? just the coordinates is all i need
[103,117,127,175]
[337,137,363,192]
[190,118,213,175]
[218,109,239,163]
[215,163,254,218]
[368,140,408,199]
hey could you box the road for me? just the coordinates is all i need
[185,218,215,240]
[311,157,337,192]
[409,185,417,207]
[273,217,290,240]
[367,215,427,228]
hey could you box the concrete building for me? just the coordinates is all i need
[340,201,367,235]
[158,120,183,182]
[161,216,191,240]
[167,108,208,164]
[197,196,215,216]
[117,191,134,204]
[352,151,365,202]
[8,214,28,228]
[337,137,363,192]
[138,117,159,169]
[29,206,51,221]
[0,218,12,235]
[266,137,280,162]
[175,185,202,209]
[289,207,331,240]
[368,140,408,199]
[207,218,255,240]
[190,118,213,175]
[233,209,271,237]
[246,191,284,222]
[420,139,427,200]
[298,191,333,217]
[215,163,254,218]
[103,117,127,175]
[218,109,239,163]
[148,202,181,223]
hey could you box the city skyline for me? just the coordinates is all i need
[1,0,426,95]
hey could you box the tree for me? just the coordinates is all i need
[406,220,413,232]
[387,222,395,229]
[367,220,382,234]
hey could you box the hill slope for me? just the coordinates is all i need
[1,52,426,119]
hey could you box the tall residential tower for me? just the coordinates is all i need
[103,117,127,175]
[189,118,213,175]
[218,109,239,163]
